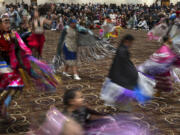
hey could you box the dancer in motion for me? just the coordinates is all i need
[139,17,180,96]
[27,89,150,135]
[101,34,155,111]
[53,18,115,80]
[139,36,176,96]
[0,14,23,119]
[63,89,106,126]
[100,16,122,41]
[27,107,84,135]
[0,14,59,120]
[55,19,87,80]
[27,6,52,58]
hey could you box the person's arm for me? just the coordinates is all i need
[56,27,67,56]
[84,107,106,121]
[76,24,93,35]
[86,107,104,116]
[138,21,143,27]
[14,38,26,70]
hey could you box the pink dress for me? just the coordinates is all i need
[139,45,180,92]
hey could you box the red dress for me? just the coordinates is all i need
[27,33,45,56]
[0,32,24,90]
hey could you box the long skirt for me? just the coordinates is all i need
[155,71,172,92]
[101,72,156,105]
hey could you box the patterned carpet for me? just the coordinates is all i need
[0,30,179,135]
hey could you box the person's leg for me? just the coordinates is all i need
[1,89,15,118]
[72,66,81,80]
[64,65,69,73]
[0,90,8,102]
[72,66,78,75]
[63,65,71,77]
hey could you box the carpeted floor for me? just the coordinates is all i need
[0,30,179,135]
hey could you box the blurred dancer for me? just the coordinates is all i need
[27,7,52,58]
[154,36,174,95]
[141,13,180,96]
[139,35,180,97]
[57,19,81,80]
[27,107,84,135]
[54,19,96,80]
[103,35,137,111]
[27,93,150,135]
[0,14,59,120]
[53,19,115,80]
[101,34,155,110]
[63,89,106,126]
[0,14,24,119]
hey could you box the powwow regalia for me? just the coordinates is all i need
[100,18,122,39]
[101,35,156,106]
[139,11,180,93]
[26,107,69,135]
[27,16,45,58]
[52,20,116,72]
[0,14,59,118]
[27,107,150,135]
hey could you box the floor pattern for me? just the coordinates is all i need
[0,30,179,135]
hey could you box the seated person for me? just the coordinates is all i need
[137,18,149,30]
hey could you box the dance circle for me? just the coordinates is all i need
[82,88,99,95]
[79,67,98,74]
[153,129,175,135]
[49,95,63,102]
[138,101,167,111]
[164,114,180,126]
[10,108,30,116]
[7,121,29,134]
[34,97,56,106]
[160,106,180,114]
[65,83,84,90]
[83,94,99,106]
[95,106,118,114]
[89,74,105,80]
[132,113,144,120]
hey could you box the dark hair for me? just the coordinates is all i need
[162,36,170,43]
[63,89,79,106]
[120,34,135,44]
[38,4,51,16]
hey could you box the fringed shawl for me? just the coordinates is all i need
[53,25,116,71]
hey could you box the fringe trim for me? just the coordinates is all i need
[78,41,116,63]
[52,41,116,72]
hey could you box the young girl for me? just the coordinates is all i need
[63,89,105,126]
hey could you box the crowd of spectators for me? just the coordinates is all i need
[2,2,179,31]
